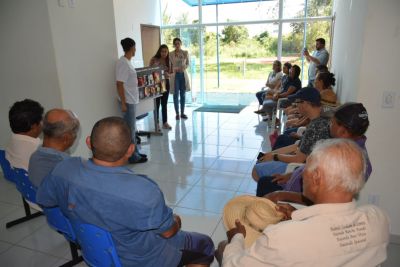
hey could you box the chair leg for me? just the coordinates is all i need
[5,197,43,228]
[22,197,32,216]
[58,242,83,267]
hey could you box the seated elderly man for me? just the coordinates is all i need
[28,109,80,188]
[5,99,44,170]
[257,102,372,197]
[252,87,330,181]
[218,139,390,266]
[37,117,214,267]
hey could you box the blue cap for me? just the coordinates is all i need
[288,87,321,105]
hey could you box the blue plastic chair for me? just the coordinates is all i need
[0,149,16,183]
[43,207,83,267]
[14,168,38,203]
[0,156,43,228]
[71,220,122,267]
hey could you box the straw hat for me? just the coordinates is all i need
[223,195,284,248]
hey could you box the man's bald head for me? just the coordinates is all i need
[43,109,80,139]
[90,117,132,162]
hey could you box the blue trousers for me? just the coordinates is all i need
[254,160,288,178]
[177,231,215,266]
[122,103,141,160]
[256,176,284,197]
[173,72,186,115]
[256,90,266,105]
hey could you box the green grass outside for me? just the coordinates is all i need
[188,58,310,92]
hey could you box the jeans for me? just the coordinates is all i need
[177,231,215,266]
[272,134,297,150]
[173,72,186,115]
[256,176,284,197]
[261,99,277,116]
[256,89,266,105]
[254,160,288,178]
[122,103,141,160]
[156,79,170,124]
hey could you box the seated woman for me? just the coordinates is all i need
[256,65,302,120]
[255,60,283,107]
[315,71,337,106]
[283,65,330,117]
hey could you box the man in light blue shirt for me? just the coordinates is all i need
[304,38,330,87]
[37,117,214,267]
[28,109,80,187]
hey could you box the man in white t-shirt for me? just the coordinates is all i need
[218,139,389,267]
[116,37,147,164]
[5,99,44,170]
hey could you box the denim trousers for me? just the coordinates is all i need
[173,72,186,115]
[122,103,141,159]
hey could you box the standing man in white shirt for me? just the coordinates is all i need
[304,38,330,87]
[217,138,389,267]
[116,37,147,164]
[5,99,44,170]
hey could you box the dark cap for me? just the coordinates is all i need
[288,87,321,105]
[334,102,369,136]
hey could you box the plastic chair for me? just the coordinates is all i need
[14,168,38,203]
[43,207,83,267]
[0,158,43,228]
[0,149,16,183]
[71,220,122,267]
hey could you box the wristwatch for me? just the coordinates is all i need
[273,153,279,161]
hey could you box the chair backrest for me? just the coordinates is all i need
[14,168,37,203]
[0,149,16,183]
[71,220,122,267]
[43,207,76,242]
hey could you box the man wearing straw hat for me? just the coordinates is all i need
[217,139,389,267]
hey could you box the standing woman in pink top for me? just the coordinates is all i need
[149,44,172,130]
[169,38,191,120]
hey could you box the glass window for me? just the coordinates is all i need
[281,22,305,83]
[306,0,333,17]
[217,0,279,22]
[161,0,333,105]
[283,0,305,19]
[201,4,217,24]
[161,0,199,25]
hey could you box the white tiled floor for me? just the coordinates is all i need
[0,103,399,266]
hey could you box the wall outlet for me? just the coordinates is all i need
[382,91,396,108]
[368,194,380,206]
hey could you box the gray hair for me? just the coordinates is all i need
[42,110,80,138]
[306,138,366,194]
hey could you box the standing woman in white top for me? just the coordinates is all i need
[169,38,191,120]
[115,38,147,164]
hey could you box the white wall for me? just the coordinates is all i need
[113,0,161,67]
[1,0,121,157]
[0,0,62,147]
[330,0,368,103]
[46,0,120,157]
[332,0,400,235]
